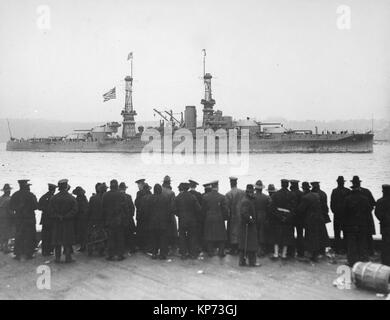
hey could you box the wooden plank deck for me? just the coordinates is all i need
[0,251,384,300]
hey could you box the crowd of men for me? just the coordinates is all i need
[0,175,389,268]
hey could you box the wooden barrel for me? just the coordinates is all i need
[352,262,390,293]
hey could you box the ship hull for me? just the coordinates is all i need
[6,133,374,153]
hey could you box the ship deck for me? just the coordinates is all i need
[0,251,384,300]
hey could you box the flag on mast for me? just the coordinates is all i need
[127,52,133,60]
[202,49,206,56]
[103,87,116,102]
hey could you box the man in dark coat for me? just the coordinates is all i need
[350,176,376,256]
[268,179,296,260]
[0,184,14,253]
[343,183,372,267]
[174,182,201,259]
[102,179,127,261]
[135,179,151,252]
[330,176,350,254]
[225,177,245,255]
[189,179,204,253]
[375,184,390,266]
[87,183,106,256]
[162,175,178,253]
[73,186,89,252]
[202,181,229,257]
[311,181,331,255]
[239,184,258,267]
[49,179,78,263]
[297,182,330,262]
[119,182,136,253]
[9,180,38,260]
[38,183,57,256]
[253,180,271,257]
[148,184,172,259]
[290,179,304,258]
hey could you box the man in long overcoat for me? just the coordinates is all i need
[225,177,245,255]
[135,179,151,252]
[0,184,14,253]
[49,179,78,263]
[375,184,390,266]
[10,180,38,260]
[102,179,127,261]
[330,176,350,254]
[268,179,296,260]
[119,182,136,253]
[239,184,258,266]
[162,175,177,253]
[350,176,376,256]
[38,183,57,256]
[290,180,304,258]
[87,183,106,256]
[253,180,271,257]
[297,182,329,262]
[174,182,201,259]
[189,179,204,253]
[343,183,372,267]
[73,186,89,252]
[202,181,229,257]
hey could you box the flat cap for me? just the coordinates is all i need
[135,179,145,184]
[48,183,57,189]
[289,179,300,184]
[58,179,68,185]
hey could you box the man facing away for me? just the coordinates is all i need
[0,184,14,254]
[189,179,204,254]
[49,179,78,263]
[38,183,57,256]
[350,176,376,256]
[375,184,390,266]
[119,182,136,253]
[225,177,246,255]
[253,180,271,257]
[174,182,201,259]
[10,179,38,260]
[102,179,127,261]
[239,184,258,267]
[202,181,229,257]
[330,176,350,254]
[343,182,372,267]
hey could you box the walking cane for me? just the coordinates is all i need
[244,223,248,264]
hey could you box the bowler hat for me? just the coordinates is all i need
[255,180,264,190]
[267,184,277,193]
[1,184,12,191]
[336,176,345,182]
[119,182,128,189]
[18,179,30,185]
[351,176,361,183]
[72,186,85,195]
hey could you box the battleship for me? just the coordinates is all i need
[6,51,374,153]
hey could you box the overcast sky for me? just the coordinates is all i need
[0,0,389,123]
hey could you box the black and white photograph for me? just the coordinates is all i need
[0,0,390,304]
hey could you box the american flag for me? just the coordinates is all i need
[103,87,116,102]
[127,52,133,60]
